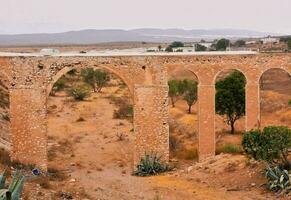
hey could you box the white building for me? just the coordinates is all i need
[172,46,195,52]
[40,48,60,56]
[260,36,280,44]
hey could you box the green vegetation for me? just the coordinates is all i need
[0,170,25,200]
[51,79,66,95]
[195,44,207,51]
[165,41,184,52]
[215,71,246,134]
[81,68,110,92]
[183,80,198,114]
[243,126,291,194]
[67,86,90,101]
[134,153,170,176]
[168,80,180,107]
[214,38,230,51]
[113,104,133,119]
[216,144,242,154]
[289,100,291,105]
[169,41,184,48]
[242,126,291,167]
[168,79,198,113]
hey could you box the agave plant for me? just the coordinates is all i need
[134,152,170,177]
[265,165,291,193]
[0,170,25,200]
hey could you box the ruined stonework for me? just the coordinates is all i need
[0,54,290,170]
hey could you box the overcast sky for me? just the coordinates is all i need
[0,0,290,34]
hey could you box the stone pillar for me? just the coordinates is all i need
[246,84,260,131]
[10,88,47,170]
[133,85,169,167]
[198,84,215,161]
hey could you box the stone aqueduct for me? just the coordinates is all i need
[0,54,290,170]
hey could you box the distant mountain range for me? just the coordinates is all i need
[0,28,280,46]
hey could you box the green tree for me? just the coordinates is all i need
[168,80,180,107]
[215,71,246,134]
[215,38,230,51]
[183,80,198,114]
[195,44,207,51]
[169,41,184,48]
[81,68,110,92]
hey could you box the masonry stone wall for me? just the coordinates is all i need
[0,54,290,169]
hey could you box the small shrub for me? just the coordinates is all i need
[113,105,133,119]
[67,86,90,101]
[134,153,170,176]
[216,144,242,154]
[242,126,291,167]
[52,79,66,92]
[288,100,291,105]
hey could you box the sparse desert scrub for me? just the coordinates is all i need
[67,85,90,101]
[216,143,242,155]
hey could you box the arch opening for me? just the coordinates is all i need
[47,66,135,197]
[259,68,291,128]
[167,66,199,163]
[214,69,247,155]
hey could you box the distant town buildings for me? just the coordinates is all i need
[40,48,60,55]
[260,36,280,44]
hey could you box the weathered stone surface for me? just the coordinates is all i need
[0,54,290,169]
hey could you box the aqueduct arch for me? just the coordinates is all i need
[0,53,290,170]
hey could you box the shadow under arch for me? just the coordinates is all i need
[259,67,291,128]
[47,65,134,99]
[259,67,291,83]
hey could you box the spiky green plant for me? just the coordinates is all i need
[134,153,170,177]
[265,165,291,193]
[0,170,25,200]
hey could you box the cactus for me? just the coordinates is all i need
[265,165,291,193]
[0,171,25,200]
[134,152,170,177]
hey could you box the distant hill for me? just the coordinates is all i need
[0,28,278,46]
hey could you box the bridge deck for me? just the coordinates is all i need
[0,50,257,57]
